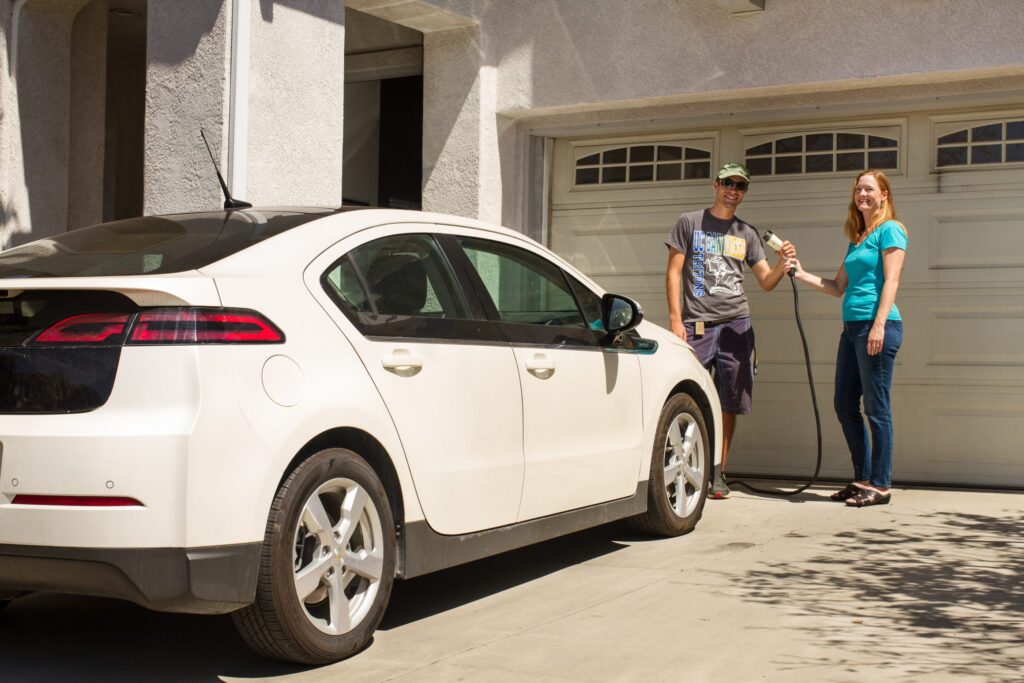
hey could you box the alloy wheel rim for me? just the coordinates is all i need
[662,413,705,518]
[291,477,385,635]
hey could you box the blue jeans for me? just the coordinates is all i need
[834,320,903,489]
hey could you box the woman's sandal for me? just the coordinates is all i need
[829,483,862,501]
[846,489,891,507]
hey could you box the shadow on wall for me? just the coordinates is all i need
[0,200,21,249]
[257,0,346,23]
[733,509,1024,679]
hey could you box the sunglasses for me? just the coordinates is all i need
[719,178,749,191]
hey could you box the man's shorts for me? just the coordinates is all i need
[683,316,755,415]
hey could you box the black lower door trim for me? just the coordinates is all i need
[399,483,647,578]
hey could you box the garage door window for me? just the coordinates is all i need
[744,128,900,176]
[574,143,712,186]
[935,117,1024,168]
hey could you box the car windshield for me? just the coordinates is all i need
[0,209,338,278]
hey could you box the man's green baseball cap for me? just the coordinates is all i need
[716,162,751,182]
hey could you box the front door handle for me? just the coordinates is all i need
[525,354,555,379]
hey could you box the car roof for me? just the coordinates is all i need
[198,207,546,278]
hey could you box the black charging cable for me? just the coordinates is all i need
[728,243,823,497]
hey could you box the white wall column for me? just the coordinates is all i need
[144,0,232,214]
[1,0,96,248]
[244,1,345,207]
[421,26,515,226]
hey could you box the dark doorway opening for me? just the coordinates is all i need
[104,0,147,221]
[377,75,423,210]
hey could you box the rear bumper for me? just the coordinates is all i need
[0,542,261,614]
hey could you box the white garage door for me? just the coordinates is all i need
[550,108,1024,487]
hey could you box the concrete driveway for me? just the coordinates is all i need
[3,484,1022,682]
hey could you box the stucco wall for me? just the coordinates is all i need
[144,0,231,215]
[2,0,94,248]
[420,0,1024,115]
[0,5,13,246]
[245,0,345,208]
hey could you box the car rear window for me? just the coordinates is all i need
[0,209,340,278]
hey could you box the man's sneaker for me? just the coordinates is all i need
[710,472,730,499]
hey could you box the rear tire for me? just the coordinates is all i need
[630,393,710,536]
[233,448,396,664]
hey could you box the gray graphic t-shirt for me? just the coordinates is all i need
[665,209,765,322]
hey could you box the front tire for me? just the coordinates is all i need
[631,393,710,536]
[233,448,396,664]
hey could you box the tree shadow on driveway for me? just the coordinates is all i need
[731,508,1024,681]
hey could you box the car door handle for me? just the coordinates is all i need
[525,355,555,378]
[381,352,423,376]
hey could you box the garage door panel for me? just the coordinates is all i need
[912,391,1024,486]
[928,210,1024,271]
[551,207,687,277]
[924,302,1024,379]
[735,383,1024,486]
[731,387,856,480]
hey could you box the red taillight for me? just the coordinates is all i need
[11,495,144,507]
[28,307,284,346]
[127,308,284,344]
[32,313,130,344]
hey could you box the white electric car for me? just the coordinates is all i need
[0,208,721,664]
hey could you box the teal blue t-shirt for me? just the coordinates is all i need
[842,220,908,321]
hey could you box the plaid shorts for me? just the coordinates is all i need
[684,316,755,415]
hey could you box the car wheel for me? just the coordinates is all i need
[233,448,396,664]
[630,393,710,537]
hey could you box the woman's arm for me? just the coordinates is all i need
[866,247,906,355]
[788,258,848,298]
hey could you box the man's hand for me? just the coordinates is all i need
[778,240,796,260]
[670,318,687,342]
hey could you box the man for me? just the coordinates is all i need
[665,162,795,499]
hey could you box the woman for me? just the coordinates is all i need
[787,170,907,507]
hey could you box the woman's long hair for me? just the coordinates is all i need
[844,170,906,243]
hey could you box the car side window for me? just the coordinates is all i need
[456,237,585,328]
[322,233,502,341]
[565,274,605,332]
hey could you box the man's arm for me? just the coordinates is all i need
[751,240,797,291]
[666,248,687,341]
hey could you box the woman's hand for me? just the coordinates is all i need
[867,322,885,356]
[785,257,804,278]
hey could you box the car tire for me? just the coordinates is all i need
[630,393,710,537]
[232,448,396,664]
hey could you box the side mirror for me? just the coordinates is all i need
[601,293,643,334]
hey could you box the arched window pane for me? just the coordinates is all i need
[602,148,627,164]
[657,146,683,161]
[630,146,654,162]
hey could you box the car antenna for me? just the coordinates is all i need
[199,128,252,210]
